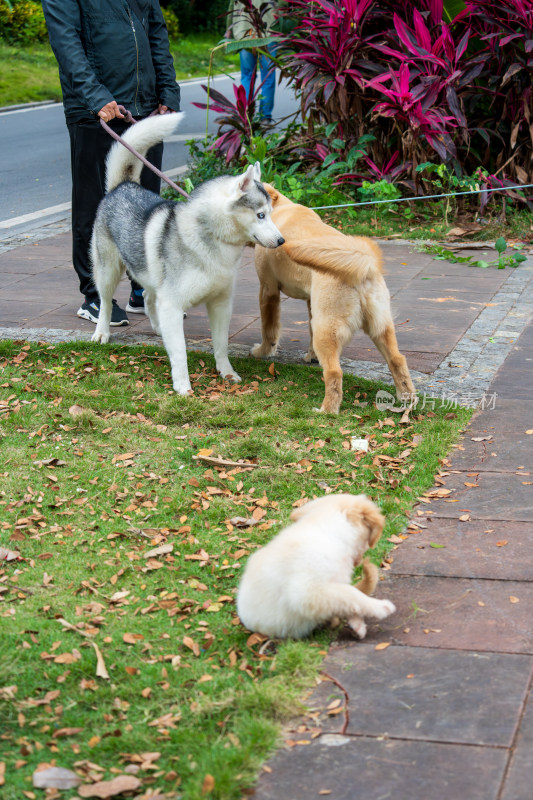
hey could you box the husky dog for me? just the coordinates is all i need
[90,113,284,394]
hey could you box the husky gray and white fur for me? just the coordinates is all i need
[90,113,284,394]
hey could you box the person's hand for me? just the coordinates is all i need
[158,104,174,114]
[97,101,125,122]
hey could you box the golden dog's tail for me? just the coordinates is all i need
[282,238,381,288]
[355,558,379,595]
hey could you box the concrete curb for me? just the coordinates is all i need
[0,100,60,113]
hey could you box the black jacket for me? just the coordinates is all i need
[42,0,181,123]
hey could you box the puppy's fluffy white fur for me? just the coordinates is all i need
[237,493,396,639]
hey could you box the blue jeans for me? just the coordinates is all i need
[239,44,276,119]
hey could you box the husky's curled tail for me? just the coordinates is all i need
[104,112,184,193]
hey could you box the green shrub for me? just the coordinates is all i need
[161,6,180,40]
[0,0,48,45]
[165,0,229,35]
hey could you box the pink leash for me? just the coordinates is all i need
[99,106,190,200]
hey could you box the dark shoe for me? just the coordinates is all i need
[126,290,146,314]
[77,299,129,327]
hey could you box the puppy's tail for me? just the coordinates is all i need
[282,238,381,287]
[354,558,379,596]
[105,112,184,193]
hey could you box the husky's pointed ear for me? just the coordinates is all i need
[237,164,256,194]
[253,161,261,180]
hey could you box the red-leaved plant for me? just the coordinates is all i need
[192,75,262,163]
[199,0,533,210]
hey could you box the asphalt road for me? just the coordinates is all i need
[0,73,298,230]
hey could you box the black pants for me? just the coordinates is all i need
[67,117,163,303]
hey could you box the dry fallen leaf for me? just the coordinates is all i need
[197,448,213,457]
[0,547,21,562]
[78,775,141,798]
[202,774,215,795]
[92,643,110,680]
[183,636,200,657]
[33,767,81,790]
[143,543,173,559]
[0,762,5,786]
[52,727,83,739]
[510,596,520,604]
[375,642,391,651]
[229,516,259,528]
[123,633,144,645]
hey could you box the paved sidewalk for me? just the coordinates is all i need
[1,222,533,799]
[1,221,533,403]
[255,316,533,800]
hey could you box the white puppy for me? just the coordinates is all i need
[237,493,396,639]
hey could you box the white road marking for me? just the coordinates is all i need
[0,202,71,229]
[0,102,63,117]
[0,166,189,230]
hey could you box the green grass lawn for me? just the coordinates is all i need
[0,36,238,108]
[0,340,471,799]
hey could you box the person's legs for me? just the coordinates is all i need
[258,44,277,120]
[69,117,164,318]
[239,48,259,101]
[68,118,131,325]
[68,119,111,304]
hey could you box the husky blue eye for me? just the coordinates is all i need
[257,212,265,219]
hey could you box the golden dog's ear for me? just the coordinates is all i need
[290,502,311,522]
[345,497,385,549]
[263,183,280,205]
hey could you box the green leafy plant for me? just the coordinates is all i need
[419,238,527,269]
[161,6,180,40]
[0,0,47,45]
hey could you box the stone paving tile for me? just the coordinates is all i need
[0,250,69,274]
[488,343,533,402]
[253,736,508,800]
[313,645,532,746]
[501,684,533,800]
[366,575,533,653]
[403,273,509,295]
[410,258,500,277]
[419,470,533,521]
[0,235,72,273]
[390,519,533,581]
[0,299,66,326]
[3,275,73,302]
[448,402,533,471]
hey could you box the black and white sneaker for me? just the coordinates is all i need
[77,299,129,326]
[126,291,146,314]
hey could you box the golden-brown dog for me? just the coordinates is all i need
[236,493,395,640]
[251,185,415,413]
